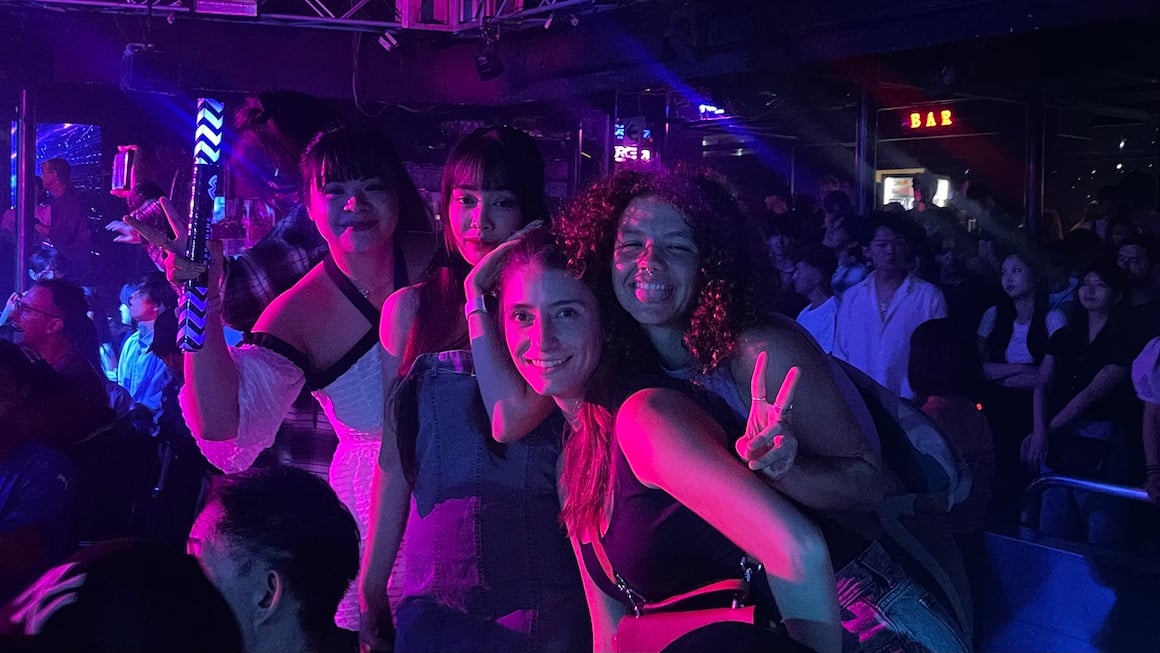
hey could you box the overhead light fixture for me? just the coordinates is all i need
[474,43,504,81]
[378,30,399,52]
[475,18,503,81]
[193,0,257,17]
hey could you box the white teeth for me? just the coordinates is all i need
[527,358,567,368]
[634,282,669,291]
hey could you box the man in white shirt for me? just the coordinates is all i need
[834,215,948,399]
[792,246,839,353]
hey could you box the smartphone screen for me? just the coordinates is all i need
[112,150,135,191]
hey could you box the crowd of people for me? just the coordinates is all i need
[0,89,1158,653]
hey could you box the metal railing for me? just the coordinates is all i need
[1020,473,1151,538]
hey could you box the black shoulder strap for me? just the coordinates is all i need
[322,254,381,325]
[308,330,380,391]
[246,332,312,377]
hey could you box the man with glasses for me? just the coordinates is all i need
[4,280,106,408]
[834,214,948,399]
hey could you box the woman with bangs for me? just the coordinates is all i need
[178,123,433,633]
[358,126,589,653]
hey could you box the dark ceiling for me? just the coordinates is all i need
[2,0,1158,109]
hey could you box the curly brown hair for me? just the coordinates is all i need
[553,165,774,373]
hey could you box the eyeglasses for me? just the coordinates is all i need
[13,294,63,320]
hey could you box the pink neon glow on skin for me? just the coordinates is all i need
[501,261,601,422]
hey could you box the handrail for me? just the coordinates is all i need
[1020,473,1151,535]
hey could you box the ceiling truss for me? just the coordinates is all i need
[2,0,641,34]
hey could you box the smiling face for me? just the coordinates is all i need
[611,196,700,331]
[12,286,63,348]
[448,182,524,265]
[305,175,399,254]
[501,261,602,413]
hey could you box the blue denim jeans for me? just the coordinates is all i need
[836,541,969,653]
[1038,420,1124,547]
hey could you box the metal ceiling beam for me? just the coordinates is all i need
[3,0,641,34]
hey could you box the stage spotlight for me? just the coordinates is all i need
[378,30,399,53]
[474,42,504,81]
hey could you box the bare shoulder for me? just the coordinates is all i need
[380,283,423,355]
[616,386,730,487]
[616,387,725,450]
[734,317,826,371]
[396,231,437,281]
[252,264,329,347]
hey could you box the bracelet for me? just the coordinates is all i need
[465,294,489,320]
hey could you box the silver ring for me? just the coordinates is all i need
[752,395,766,403]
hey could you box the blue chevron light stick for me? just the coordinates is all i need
[179,97,225,352]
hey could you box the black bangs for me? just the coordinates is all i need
[448,149,518,192]
[302,125,403,191]
[440,126,549,223]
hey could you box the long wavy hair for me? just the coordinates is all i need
[554,165,774,374]
[494,230,653,539]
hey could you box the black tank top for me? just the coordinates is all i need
[578,379,785,625]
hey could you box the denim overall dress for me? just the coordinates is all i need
[393,350,591,653]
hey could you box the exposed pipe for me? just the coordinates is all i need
[854,70,878,215]
[1025,94,1045,235]
[15,88,37,294]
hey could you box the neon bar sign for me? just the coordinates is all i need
[613,121,655,164]
[905,108,954,130]
[614,145,653,163]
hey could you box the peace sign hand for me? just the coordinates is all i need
[735,351,800,479]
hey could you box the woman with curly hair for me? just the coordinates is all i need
[552,166,883,510]
[481,166,969,652]
[496,232,841,653]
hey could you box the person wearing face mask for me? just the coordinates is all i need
[171,124,432,634]
[359,127,588,653]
